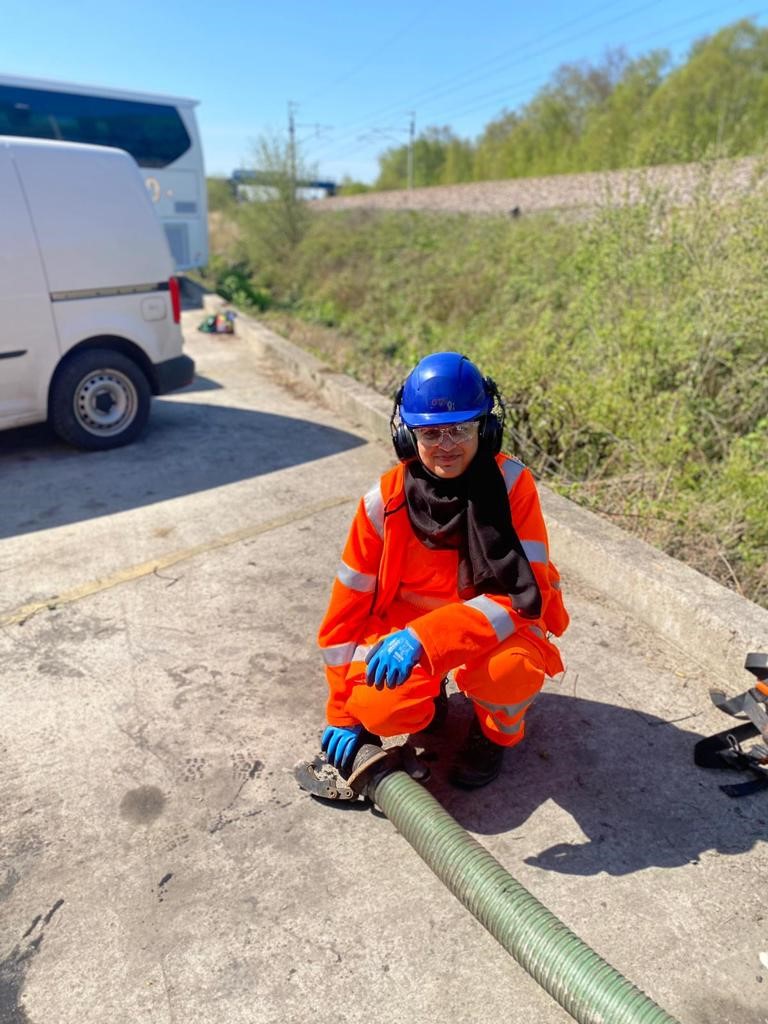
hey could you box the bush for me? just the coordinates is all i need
[206,181,768,607]
[206,258,271,313]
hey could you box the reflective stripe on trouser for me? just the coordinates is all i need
[454,633,545,748]
[341,623,545,743]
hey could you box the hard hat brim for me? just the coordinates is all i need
[401,404,489,427]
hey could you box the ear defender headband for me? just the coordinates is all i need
[390,377,506,462]
[390,384,414,461]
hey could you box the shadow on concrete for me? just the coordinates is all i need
[180,275,208,311]
[423,692,766,876]
[0,397,365,538]
[177,374,223,393]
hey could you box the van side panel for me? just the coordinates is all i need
[52,292,182,374]
[12,142,174,293]
[0,145,61,427]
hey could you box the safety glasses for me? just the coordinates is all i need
[413,420,479,448]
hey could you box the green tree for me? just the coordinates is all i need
[364,17,768,188]
[337,176,372,195]
[412,127,457,186]
[475,52,627,178]
[207,176,237,213]
[632,20,768,165]
[375,126,472,188]
[441,136,475,183]
[238,132,315,282]
[376,141,410,190]
[577,51,668,169]
[364,17,768,189]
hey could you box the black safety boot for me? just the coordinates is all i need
[421,677,450,735]
[448,716,505,789]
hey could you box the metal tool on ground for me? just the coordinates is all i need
[295,745,681,1024]
[294,742,396,801]
[694,651,768,797]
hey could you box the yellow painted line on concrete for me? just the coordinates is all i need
[1,495,353,628]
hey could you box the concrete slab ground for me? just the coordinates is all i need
[1,302,766,1024]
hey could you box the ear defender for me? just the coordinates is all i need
[390,376,506,461]
[390,386,418,460]
[479,376,505,455]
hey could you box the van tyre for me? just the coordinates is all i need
[50,348,151,451]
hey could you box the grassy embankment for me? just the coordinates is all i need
[202,174,768,610]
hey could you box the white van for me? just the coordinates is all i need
[0,136,195,450]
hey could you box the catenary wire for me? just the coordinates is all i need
[311,3,765,173]
[309,0,668,159]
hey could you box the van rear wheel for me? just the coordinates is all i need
[50,348,151,450]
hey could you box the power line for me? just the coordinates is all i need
[351,0,655,133]
[312,3,765,174]
[298,5,433,106]
[309,0,665,159]
[438,3,766,125]
[388,0,667,117]
[309,0,626,147]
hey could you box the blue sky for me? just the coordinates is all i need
[1,1,765,183]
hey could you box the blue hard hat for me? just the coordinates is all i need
[400,352,492,426]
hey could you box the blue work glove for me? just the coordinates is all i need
[365,628,423,690]
[321,724,363,772]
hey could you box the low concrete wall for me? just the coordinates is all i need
[539,487,768,686]
[199,289,768,687]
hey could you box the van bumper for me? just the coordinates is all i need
[154,354,196,394]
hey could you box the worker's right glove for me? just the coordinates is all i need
[321,724,364,773]
[365,628,422,689]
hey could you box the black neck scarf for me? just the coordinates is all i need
[404,452,541,617]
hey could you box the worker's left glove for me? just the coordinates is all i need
[321,724,364,772]
[365,628,422,690]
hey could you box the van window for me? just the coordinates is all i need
[0,85,191,168]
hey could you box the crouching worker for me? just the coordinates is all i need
[317,351,569,789]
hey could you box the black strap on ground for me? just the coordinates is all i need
[694,721,759,768]
[710,686,768,733]
[694,721,768,797]
[694,652,768,797]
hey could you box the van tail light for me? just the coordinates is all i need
[169,276,181,324]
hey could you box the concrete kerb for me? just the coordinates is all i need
[199,289,768,687]
[539,487,768,686]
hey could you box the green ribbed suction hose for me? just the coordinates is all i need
[367,768,681,1024]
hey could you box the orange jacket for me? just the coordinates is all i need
[318,455,569,725]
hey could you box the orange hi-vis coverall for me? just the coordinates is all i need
[318,454,569,747]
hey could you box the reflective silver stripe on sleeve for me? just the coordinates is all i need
[552,580,561,590]
[321,642,372,667]
[337,560,376,592]
[464,595,516,642]
[528,625,545,639]
[321,642,357,666]
[521,539,548,565]
[363,484,385,539]
[501,458,525,492]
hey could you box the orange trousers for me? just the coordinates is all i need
[342,616,545,748]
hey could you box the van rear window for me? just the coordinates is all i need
[0,85,191,168]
